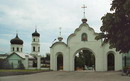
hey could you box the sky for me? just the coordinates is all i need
[0,0,112,56]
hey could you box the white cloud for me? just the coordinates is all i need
[0,0,112,55]
[0,39,9,45]
[0,39,10,53]
[0,0,111,30]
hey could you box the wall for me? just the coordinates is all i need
[8,53,24,68]
[50,23,122,71]
[50,42,69,71]
[11,44,23,52]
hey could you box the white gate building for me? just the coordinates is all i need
[50,18,122,71]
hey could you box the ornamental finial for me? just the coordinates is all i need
[81,4,87,18]
[81,4,87,23]
[35,25,37,32]
[58,27,63,42]
[59,27,62,37]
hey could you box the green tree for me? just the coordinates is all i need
[75,50,95,70]
[0,59,5,69]
[95,0,130,53]
[18,60,25,69]
[46,54,50,60]
[82,50,95,67]
[2,60,13,69]
[75,56,84,68]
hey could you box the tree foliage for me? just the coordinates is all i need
[0,59,13,69]
[75,56,84,68]
[17,60,25,69]
[83,50,95,67]
[75,50,95,69]
[0,59,5,69]
[95,0,130,53]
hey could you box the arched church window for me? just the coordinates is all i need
[13,47,14,51]
[33,38,35,42]
[81,33,87,41]
[38,47,40,52]
[33,47,35,51]
[17,47,19,51]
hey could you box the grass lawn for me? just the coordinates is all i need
[0,69,48,72]
[0,69,50,77]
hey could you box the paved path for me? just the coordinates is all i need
[0,71,130,81]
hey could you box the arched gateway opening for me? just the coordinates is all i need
[107,53,115,71]
[57,53,63,71]
[74,49,95,71]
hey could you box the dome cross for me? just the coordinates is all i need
[81,4,87,19]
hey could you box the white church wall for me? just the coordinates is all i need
[103,44,122,71]
[50,43,70,71]
[31,36,40,55]
[68,41,105,71]
[67,24,99,45]
[50,22,123,72]
[11,44,23,52]
[67,23,105,71]
[8,54,25,68]
[32,36,40,42]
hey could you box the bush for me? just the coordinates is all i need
[0,60,13,69]
[17,60,25,69]
[123,66,130,73]
[0,59,5,69]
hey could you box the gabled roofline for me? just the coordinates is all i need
[50,42,68,48]
[67,23,98,44]
[6,52,25,60]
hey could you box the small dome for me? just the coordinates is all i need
[82,18,87,23]
[58,37,63,42]
[10,34,23,45]
[32,29,40,37]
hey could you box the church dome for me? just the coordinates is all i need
[10,34,23,45]
[32,29,40,37]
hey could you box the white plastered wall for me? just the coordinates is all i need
[11,44,23,52]
[50,23,122,71]
[31,36,40,55]
[50,43,70,71]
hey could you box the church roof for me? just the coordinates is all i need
[7,52,34,59]
[50,42,68,48]
[10,34,23,45]
[32,29,40,37]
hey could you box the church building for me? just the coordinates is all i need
[6,29,41,69]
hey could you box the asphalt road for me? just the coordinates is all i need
[0,71,130,81]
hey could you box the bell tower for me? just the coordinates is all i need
[31,28,40,55]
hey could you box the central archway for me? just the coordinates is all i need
[74,48,95,71]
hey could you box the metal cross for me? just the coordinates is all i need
[59,27,61,36]
[16,30,18,37]
[35,25,37,32]
[16,30,18,35]
[16,30,18,34]
[81,4,87,18]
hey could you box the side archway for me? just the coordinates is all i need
[56,52,63,71]
[107,51,115,71]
